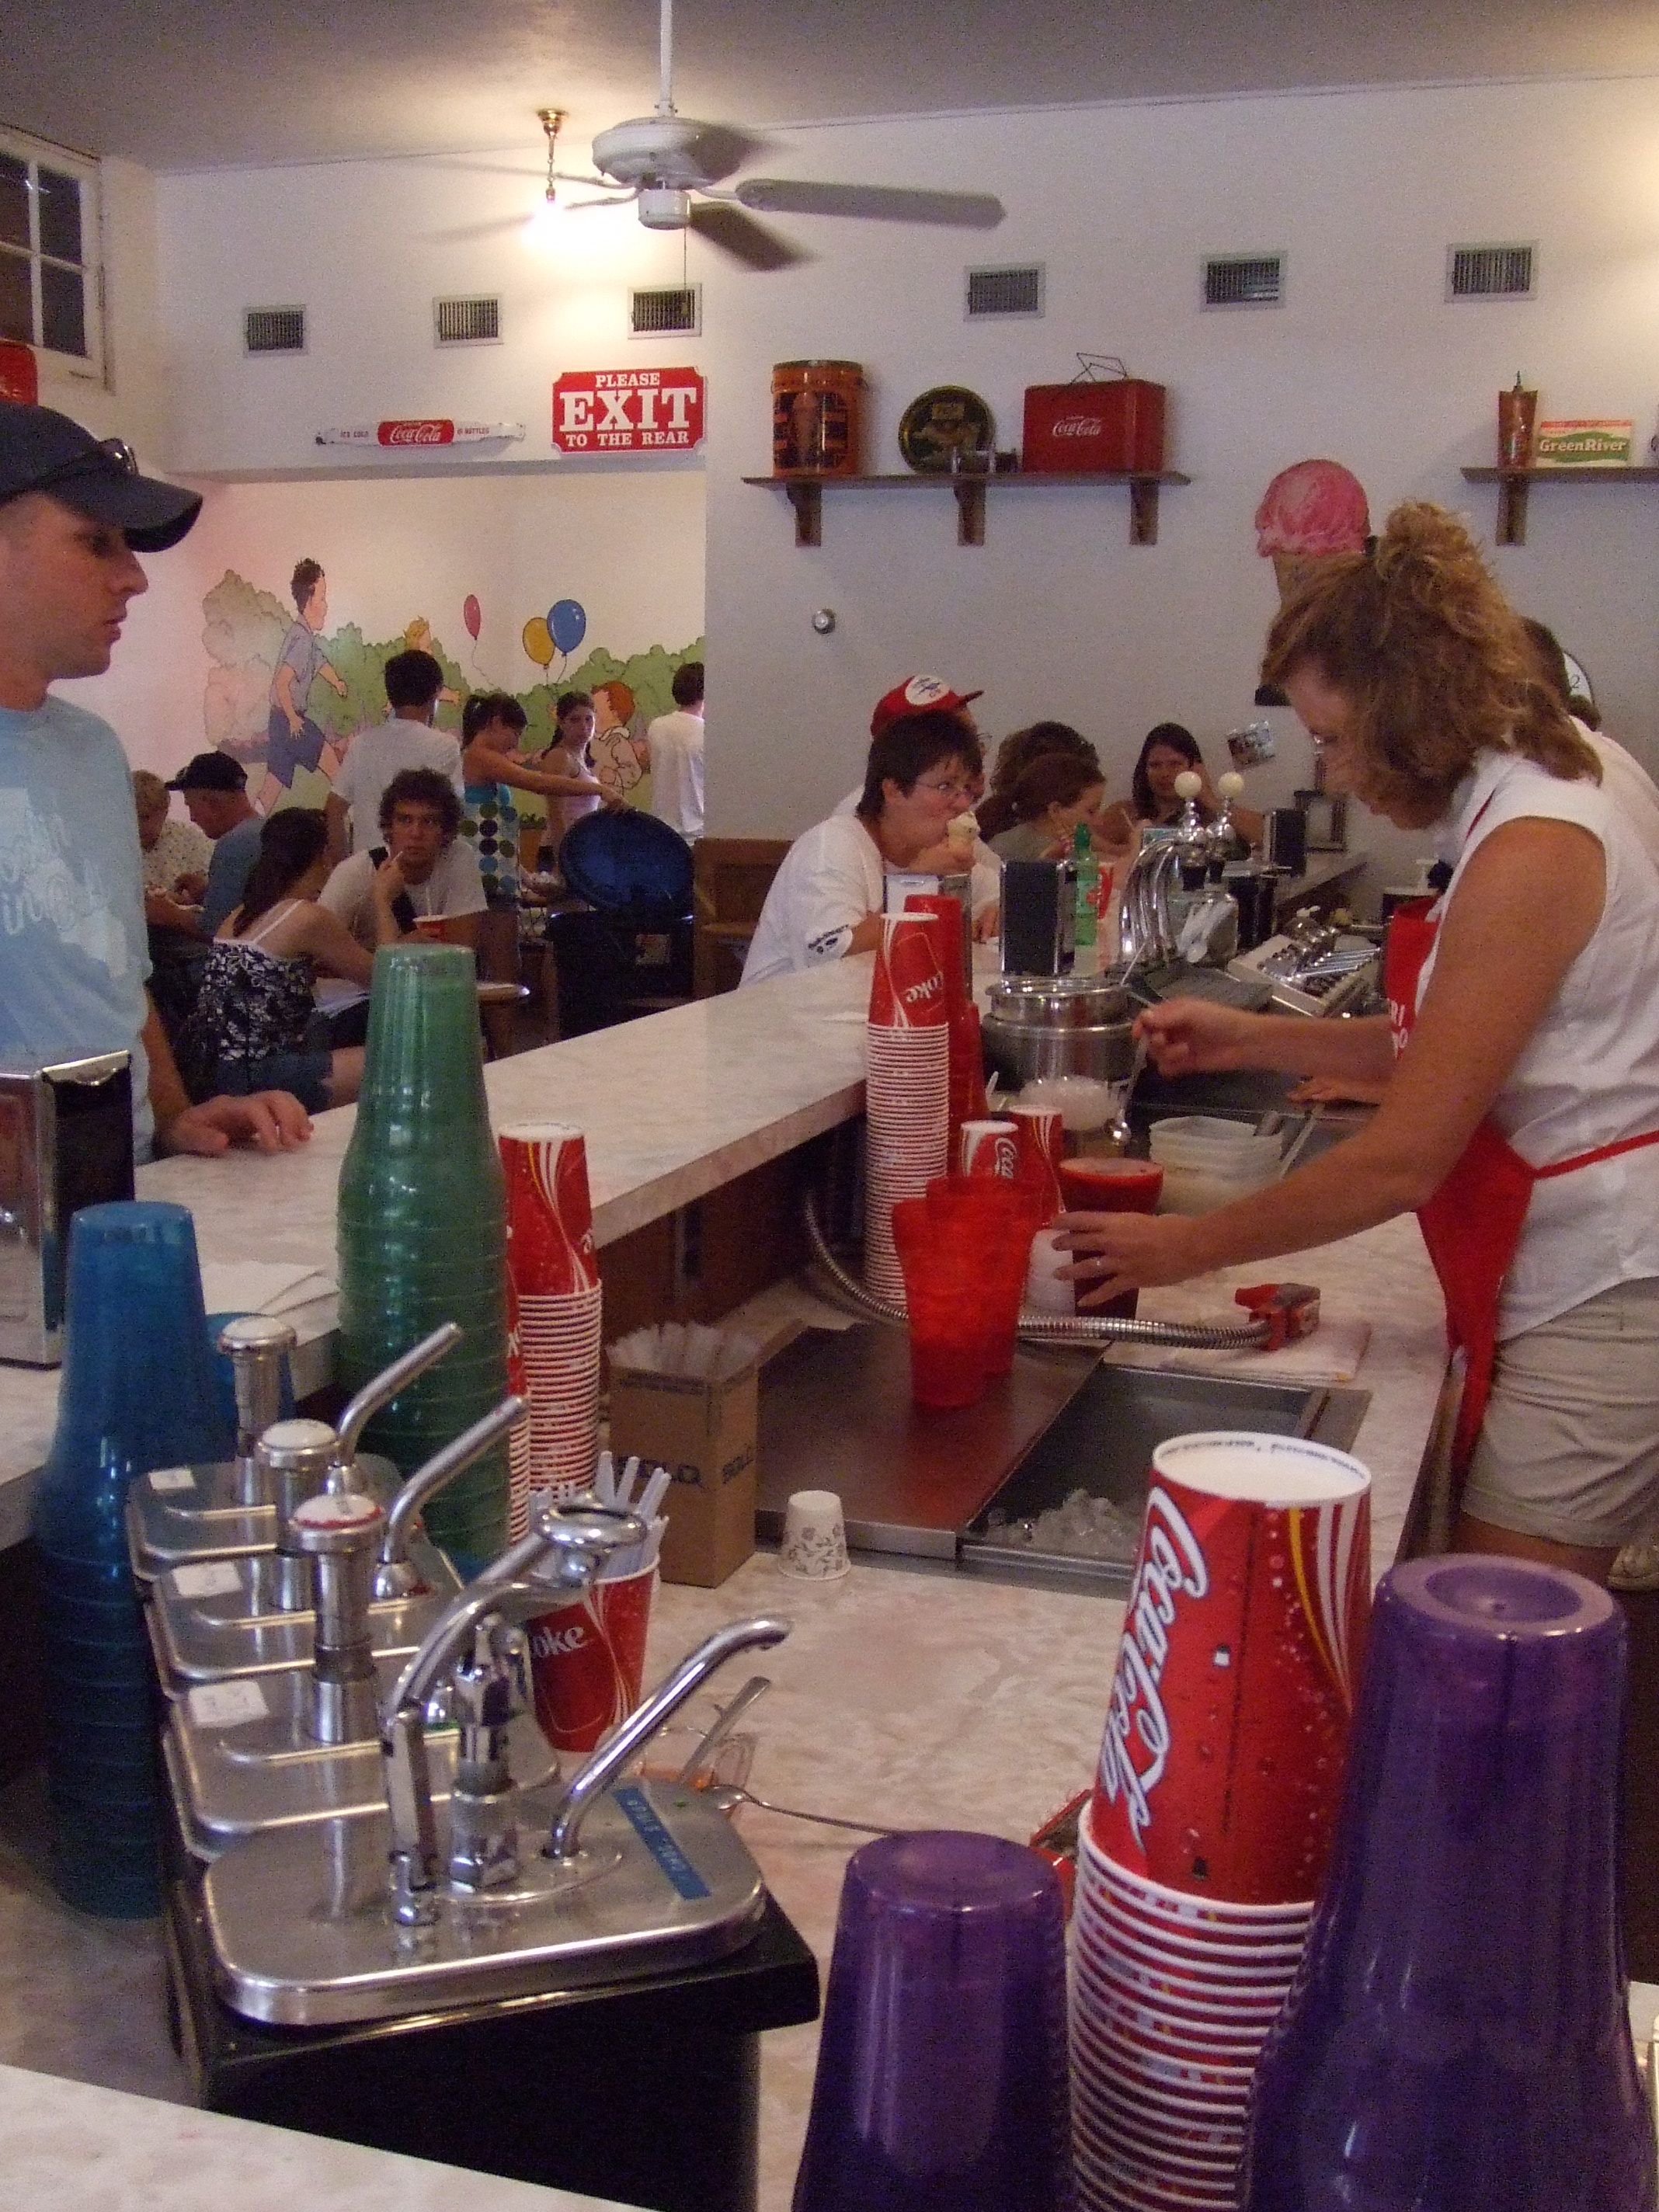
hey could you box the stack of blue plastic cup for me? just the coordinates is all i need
[32,1202,232,1916]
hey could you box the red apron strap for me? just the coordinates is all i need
[1533,1126,1659,1181]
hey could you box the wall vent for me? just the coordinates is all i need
[244,305,306,354]
[630,285,701,337]
[1446,244,1536,301]
[1202,254,1284,309]
[434,295,502,345]
[965,263,1045,320]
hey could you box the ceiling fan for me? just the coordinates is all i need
[541,0,1005,271]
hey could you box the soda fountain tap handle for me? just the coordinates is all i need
[217,1314,297,1506]
[290,1486,387,1748]
[547,1617,791,1862]
[374,1393,529,1601]
[332,1322,463,1478]
[380,1501,645,1924]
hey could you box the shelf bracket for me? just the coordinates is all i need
[1129,479,1160,547]
[1494,474,1529,548]
[951,478,986,548]
[783,479,822,548]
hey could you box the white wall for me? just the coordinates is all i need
[93,75,1659,898]
[688,77,1659,901]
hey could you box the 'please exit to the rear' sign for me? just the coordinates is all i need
[551,369,705,453]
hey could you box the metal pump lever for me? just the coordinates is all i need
[329,1321,462,1488]
[374,1396,526,1602]
[381,1502,646,1925]
[547,1616,791,1862]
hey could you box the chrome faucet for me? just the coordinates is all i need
[1118,773,1216,973]
[546,1616,791,1862]
[374,1395,526,1602]
[381,1502,645,1925]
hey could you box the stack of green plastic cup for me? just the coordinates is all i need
[336,944,510,1577]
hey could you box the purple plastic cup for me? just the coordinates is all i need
[793,1830,1072,2212]
[1240,1556,1655,2212]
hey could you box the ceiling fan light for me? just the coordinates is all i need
[639,186,691,231]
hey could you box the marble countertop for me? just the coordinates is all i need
[0,1213,1452,2212]
[0,958,875,1539]
[0,2064,629,2211]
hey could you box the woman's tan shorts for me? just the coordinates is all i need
[1461,1274,1659,1550]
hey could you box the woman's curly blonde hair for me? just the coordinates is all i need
[1261,501,1597,818]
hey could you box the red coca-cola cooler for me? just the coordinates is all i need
[1022,353,1165,474]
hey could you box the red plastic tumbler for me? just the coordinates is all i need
[1058,1156,1164,1321]
[891,1195,986,1410]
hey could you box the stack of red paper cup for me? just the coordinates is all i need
[1007,1098,1066,1223]
[499,1121,603,1508]
[903,891,987,1140]
[503,1279,535,1538]
[1070,1431,1372,2211]
[864,916,951,1304]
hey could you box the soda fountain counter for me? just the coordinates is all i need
[0,952,1542,2210]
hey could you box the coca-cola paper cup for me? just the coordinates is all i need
[1092,1432,1370,1906]
[1007,1101,1065,1223]
[958,1117,1020,1178]
[868,914,950,1031]
[527,1562,656,1753]
[500,1121,600,1296]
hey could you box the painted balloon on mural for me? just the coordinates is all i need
[522,615,555,669]
[548,598,587,656]
[463,593,482,641]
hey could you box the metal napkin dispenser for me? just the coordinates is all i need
[0,1053,134,1366]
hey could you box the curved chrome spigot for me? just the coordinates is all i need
[332,1322,462,1485]
[380,1502,646,1924]
[374,1394,527,1601]
[547,1616,791,1862]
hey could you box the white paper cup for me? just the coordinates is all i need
[781,1489,850,1579]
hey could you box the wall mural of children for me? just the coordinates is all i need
[589,678,649,802]
[261,558,349,812]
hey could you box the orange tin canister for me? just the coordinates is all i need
[773,360,864,475]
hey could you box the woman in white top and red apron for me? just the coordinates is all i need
[1061,501,1659,1584]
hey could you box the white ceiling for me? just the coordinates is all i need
[8,0,1659,172]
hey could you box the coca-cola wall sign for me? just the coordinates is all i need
[315,420,526,448]
[551,369,705,454]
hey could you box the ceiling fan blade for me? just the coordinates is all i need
[734,179,1004,229]
[688,200,809,271]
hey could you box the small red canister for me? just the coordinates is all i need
[773,360,864,475]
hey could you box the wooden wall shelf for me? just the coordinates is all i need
[1461,464,1659,547]
[743,468,1191,550]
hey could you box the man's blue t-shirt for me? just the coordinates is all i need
[0,696,153,1153]
[201,812,263,934]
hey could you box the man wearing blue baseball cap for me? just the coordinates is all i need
[0,401,311,1158]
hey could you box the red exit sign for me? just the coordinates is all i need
[551,368,704,454]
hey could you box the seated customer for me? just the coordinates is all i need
[320,767,485,951]
[741,709,999,986]
[134,768,210,924]
[169,751,265,934]
[988,753,1124,862]
[976,722,1100,842]
[179,809,395,1111]
[1110,722,1264,846]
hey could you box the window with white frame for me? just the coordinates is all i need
[0,127,102,373]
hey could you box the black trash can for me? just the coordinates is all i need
[549,810,696,1036]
